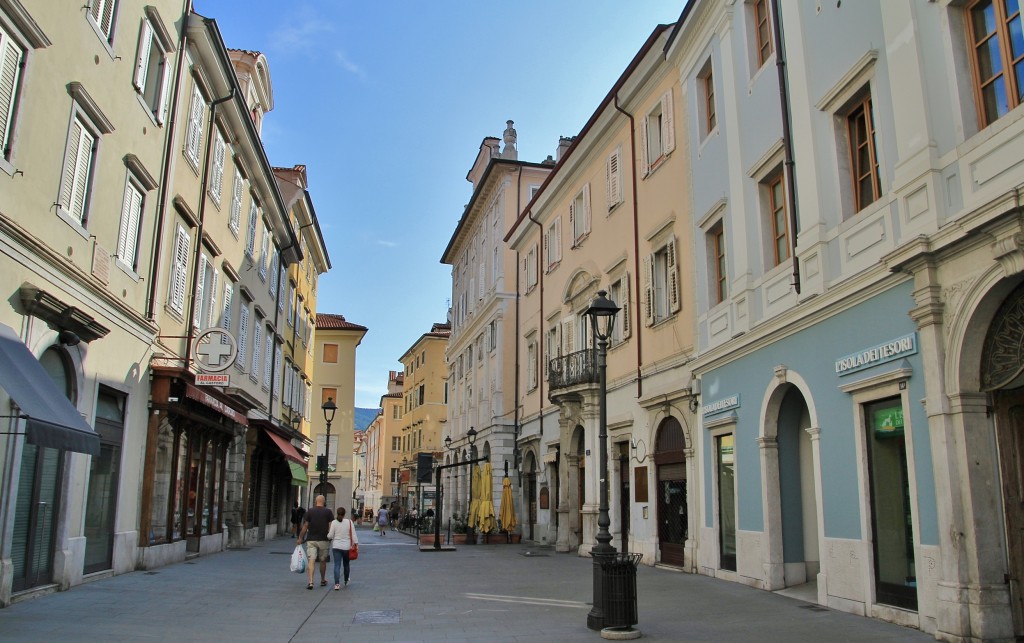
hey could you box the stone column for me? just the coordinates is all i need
[758,435,784,590]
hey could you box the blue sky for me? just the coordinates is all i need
[195,1,684,409]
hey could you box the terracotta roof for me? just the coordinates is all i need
[316,313,367,331]
[227,47,262,58]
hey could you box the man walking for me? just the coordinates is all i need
[297,495,333,589]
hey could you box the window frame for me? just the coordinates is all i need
[765,171,789,267]
[115,174,145,274]
[87,0,119,50]
[183,82,205,169]
[966,0,1024,128]
[752,0,773,69]
[845,93,881,213]
[570,184,592,247]
[167,224,190,316]
[709,222,727,306]
[643,236,680,326]
[0,19,26,171]
[57,108,106,231]
[545,215,562,270]
[639,91,676,176]
[697,59,717,140]
[133,11,173,125]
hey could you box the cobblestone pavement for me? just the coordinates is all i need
[0,526,930,642]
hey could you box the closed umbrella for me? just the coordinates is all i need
[467,464,482,529]
[499,475,517,534]
[477,463,496,534]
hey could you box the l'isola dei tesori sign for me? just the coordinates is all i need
[834,333,918,376]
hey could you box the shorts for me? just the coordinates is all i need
[306,540,331,562]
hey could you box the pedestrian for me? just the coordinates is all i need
[326,507,358,590]
[296,495,333,590]
[377,503,389,536]
[290,501,305,538]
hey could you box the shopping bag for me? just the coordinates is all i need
[349,544,359,560]
[373,523,379,532]
[290,545,307,573]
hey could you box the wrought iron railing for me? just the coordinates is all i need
[548,348,598,390]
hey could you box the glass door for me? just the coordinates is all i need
[717,434,736,572]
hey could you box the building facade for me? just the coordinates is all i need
[362,370,404,514]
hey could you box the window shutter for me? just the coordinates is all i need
[70,125,95,224]
[251,322,261,376]
[245,201,257,256]
[133,21,153,91]
[210,133,225,201]
[554,216,562,262]
[60,121,83,213]
[236,305,249,368]
[478,263,484,299]
[116,183,134,262]
[606,148,621,210]
[582,183,592,236]
[221,281,233,333]
[667,236,680,313]
[117,184,142,268]
[568,200,575,244]
[643,254,655,326]
[170,226,190,314]
[269,251,279,297]
[230,173,242,232]
[95,0,115,38]
[543,226,550,267]
[639,115,650,177]
[156,59,172,124]
[621,272,632,339]
[206,268,219,328]
[562,318,574,353]
[662,90,675,155]
[186,85,204,162]
[0,34,23,157]
[193,254,207,331]
[263,334,272,388]
[274,345,282,398]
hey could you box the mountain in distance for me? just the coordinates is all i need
[354,407,380,432]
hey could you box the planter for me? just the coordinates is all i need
[419,533,469,545]
[481,532,522,544]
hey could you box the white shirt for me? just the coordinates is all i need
[327,518,358,550]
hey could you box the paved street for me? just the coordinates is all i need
[0,525,928,642]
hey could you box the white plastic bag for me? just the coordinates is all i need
[290,545,306,573]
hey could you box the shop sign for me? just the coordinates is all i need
[702,394,740,417]
[872,405,905,438]
[835,333,917,376]
[193,328,237,373]
[196,373,229,386]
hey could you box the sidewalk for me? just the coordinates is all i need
[0,525,930,642]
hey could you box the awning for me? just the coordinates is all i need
[0,323,99,456]
[263,428,306,465]
[184,383,248,425]
[288,461,308,486]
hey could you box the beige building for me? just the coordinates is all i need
[309,313,366,512]
[362,370,404,514]
[397,322,450,512]
[441,122,552,526]
[507,25,695,561]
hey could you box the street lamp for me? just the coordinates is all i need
[320,397,337,490]
[464,427,478,545]
[584,290,620,631]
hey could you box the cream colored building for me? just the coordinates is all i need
[507,25,695,560]
[397,322,449,512]
[309,313,366,512]
[441,123,552,526]
[362,371,404,513]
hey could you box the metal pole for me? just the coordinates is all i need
[587,330,616,630]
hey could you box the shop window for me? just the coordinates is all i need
[716,433,736,571]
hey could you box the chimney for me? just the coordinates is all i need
[556,136,575,161]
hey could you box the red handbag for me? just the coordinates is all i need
[348,520,359,560]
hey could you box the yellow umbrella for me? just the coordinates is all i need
[477,463,496,534]
[467,464,482,528]
[499,475,517,533]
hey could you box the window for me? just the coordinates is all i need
[168,225,190,315]
[967,0,1024,127]
[570,184,591,246]
[709,223,727,305]
[525,244,538,293]
[235,302,249,370]
[193,253,217,331]
[698,60,716,139]
[489,320,497,351]
[393,405,400,420]
[59,116,98,226]
[220,279,234,335]
[392,436,400,451]
[606,147,623,211]
[527,341,538,391]
[262,329,273,390]
[321,387,337,406]
[545,216,561,270]
[640,91,676,176]
[273,345,282,398]
[245,200,258,258]
[751,0,773,68]
[184,83,204,168]
[229,172,243,234]
[208,131,225,203]
[116,178,144,272]
[845,93,881,212]
[609,273,631,344]
[133,13,172,124]
[268,250,279,298]
[391,468,400,484]
[323,344,339,363]
[643,236,680,326]
[0,23,26,164]
[283,361,293,403]
[258,224,270,280]
[764,172,789,266]
[88,0,118,44]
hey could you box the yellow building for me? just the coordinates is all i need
[362,371,404,514]
[309,313,366,512]
[397,322,450,513]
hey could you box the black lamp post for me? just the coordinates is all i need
[464,427,478,544]
[320,397,337,491]
[584,290,620,631]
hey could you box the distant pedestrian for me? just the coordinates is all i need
[377,504,389,536]
[290,502,305,538]
[296,495,333,590]
[327,507,358,590]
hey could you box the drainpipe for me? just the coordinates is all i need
[771,0,801,294]
[613,94,644,398]
[146,0,194,320]
[185,86,235,368]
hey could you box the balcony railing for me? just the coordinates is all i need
[548,348,597,391]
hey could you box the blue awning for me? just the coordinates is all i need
[0,323,100,456]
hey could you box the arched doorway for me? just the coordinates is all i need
[12,347,72,591]
[655,417,687,567]
[775,386,818,588]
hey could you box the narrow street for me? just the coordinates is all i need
[0,525,927,642]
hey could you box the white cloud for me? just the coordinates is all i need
[335,51,367,79]
[376,240,397,248]
[271,16,333,55]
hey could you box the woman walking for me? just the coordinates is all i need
[377,503,389,536]
[326,507,358,590]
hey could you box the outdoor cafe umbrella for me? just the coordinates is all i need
[477,462,497,534]
[467,464,482,529]
[499,475,517,533]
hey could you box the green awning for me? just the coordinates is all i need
[289,461,308,486]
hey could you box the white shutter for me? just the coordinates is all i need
[639,115,650,177]
[230,173,242,232]
[193,254,207,331]
[98,0,115,38]
[170,226,190,314]
[221,281,233,333]
[568,200,575,244]
[206,268,219,328]
[606,148,621,210]
[186,85,204,163]
[210,132,225,201]
[0,33,23,156]
[259,225,270,278]
[667,236,680,313]
[263,334,273,389]
[156,58,172,124]
[69,124,95,224]
[582,183,591,236]
[269,251,279,297]
[562,318,575,354]
[133,20,153,91]
[59,121,82,213]
[478,263,485,299]
[236,304,249,368]
[274,345,282,398]
[554,216,562,262]
[621,272,632,339]
[543,226,550,267]
[643,254,655,326]
[251,321,261,376]
[661,90,675,155]
[117,183,142,267]
[116,183,133,261]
